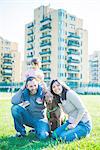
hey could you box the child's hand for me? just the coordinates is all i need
[67,123,77,129]
[21,83,26,90]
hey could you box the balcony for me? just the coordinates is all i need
[27,31,33,35]
[2,73,12,76]
[67,58,80,64]
[67,68,80,72]
[27,23,34,28]
[68,35,80,39]
[67,77,80,80]
[3,62,12,65]
[42,68,51,71]
[40,26,52,31]
[27,39,33,43]
[41,60,51,63]
[39,50,51,55]
[67,82,78,88]
[40,17,51,23]
[44,77,51,80]
[27,46,33,50]
[40,34,51,39]
[40,42,51,47]
[67,50,80,55]
[27,55,33,58]
[3,55,12,59]
[68,40,80,47]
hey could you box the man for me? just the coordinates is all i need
[11,77,50,140]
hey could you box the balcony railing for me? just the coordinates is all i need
[68,35,80,39]
[39,50,51,55]
[40,42,51,47]
[67,58,80,64]
[40,26,52,31]
[42,68,51,71]
[3,62,12,65]
[41,60,51,63]
[67,51,80,55]
[40,34,51,39]
[40,17,51,23]
[67,77,80,80]
[3,56,12,59]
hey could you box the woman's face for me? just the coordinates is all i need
[52,81,63,95]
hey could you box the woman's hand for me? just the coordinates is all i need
[67,123,77,129]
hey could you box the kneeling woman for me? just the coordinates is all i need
[50,79,92,143]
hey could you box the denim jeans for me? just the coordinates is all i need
[22,85,43,102]
[11,105,50,140]
[52,120,92,142]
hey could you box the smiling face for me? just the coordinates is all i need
[52,81,63,96]
[26,79,39,95]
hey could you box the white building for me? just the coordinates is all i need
[24,5,89,88]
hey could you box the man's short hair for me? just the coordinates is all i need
[26,77,36,85]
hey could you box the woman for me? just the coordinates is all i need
[50,79,92,143]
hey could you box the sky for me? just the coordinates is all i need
[0,0,100,60]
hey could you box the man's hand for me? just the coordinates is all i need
[67,123,77,129]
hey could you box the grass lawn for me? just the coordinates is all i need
[0,93,100,150]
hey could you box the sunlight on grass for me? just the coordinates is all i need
[0,94,100,150]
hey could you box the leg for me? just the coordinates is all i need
[34,118,50,140]
[11,105,36,135]
[52,120,70,139]
[59,122,91,142]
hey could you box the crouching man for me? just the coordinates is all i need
[11,77,50,140]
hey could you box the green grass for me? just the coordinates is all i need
[0,94,100,150]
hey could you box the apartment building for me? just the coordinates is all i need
[89,51,100,84]
[24,5,89,88]
[0,36,21,82]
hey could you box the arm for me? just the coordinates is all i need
[11,89,23,105]
[67,90,86,128]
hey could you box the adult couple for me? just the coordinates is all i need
[11,77,92,142]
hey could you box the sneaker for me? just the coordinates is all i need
[29,128,35,134]
[36,98,43,104]
[19,101,30,108]
[11,132,26,138]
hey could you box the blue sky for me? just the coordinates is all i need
[0,0,100,60]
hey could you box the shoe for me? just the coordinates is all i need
[11,132,26,138]
[29,128,35,134]
[19,101,30,108]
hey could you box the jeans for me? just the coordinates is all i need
[22,85,43,102]
[52,120,92,142]
[11,105,50,140]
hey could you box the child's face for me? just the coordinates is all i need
[32,63,38,69]
[32,62,41,69]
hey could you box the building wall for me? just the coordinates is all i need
[89,51,100,84]
[0,36,21,82]
[24,5,88,88]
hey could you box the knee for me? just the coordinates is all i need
[11,105,21,117]
[60,132,77,142]
[37,131,49,140]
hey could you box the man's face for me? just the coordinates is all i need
[26,79,38,95]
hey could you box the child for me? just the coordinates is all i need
[19,57,47,108]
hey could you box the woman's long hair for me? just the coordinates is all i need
[50,79,70,102]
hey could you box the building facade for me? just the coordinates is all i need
[89,51,100,84]
[24,5,89,88]
[0,36,21,82]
